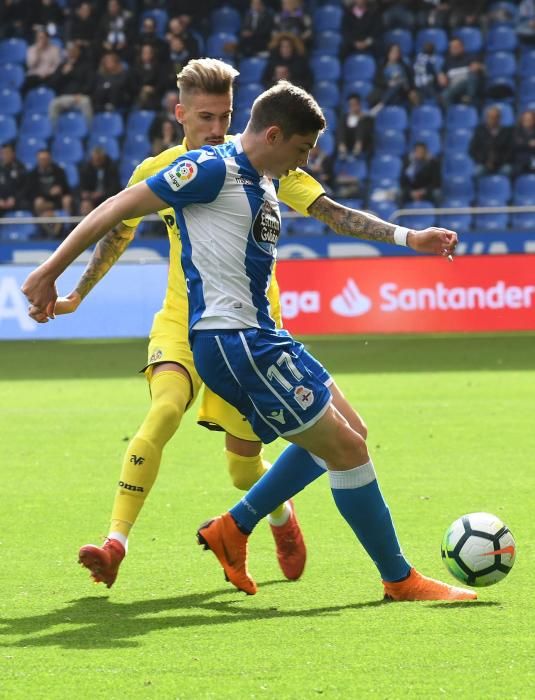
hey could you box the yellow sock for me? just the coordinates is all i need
[109,370,190,538]
[225,450,286,520]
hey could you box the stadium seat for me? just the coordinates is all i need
[238,57,267,85]
[511,212,535,230]
[0,88,22,117]
[119,156,140,187]
[442,174,475,201]
[518,77,535,110]
[0,38,28,65]
[488,1,518,25]
[122,134,151,161]
[438,211,472,232]
[485,51,516,79]
[486,25,517,52]
[317,131,335,156]
[453,27,483,54]
[313,81,340,108]
[58,161,80,189]
[341,79,372,101]
[231,108,250,134]
[442,152,475,178]
[446,104,479,130]
[415,28,448,54]
[289,217,326,236]
[409,128,441,155]
[16,136,47,168]
[210,5,241,34]
[0,63,25,90]
[126,110,156,137]
[477,174,511,204]
[369,154,402,185]
[310,55,341,83]
[398,200,437,229]
[205,32,237,59]
[19,112,52,140]
[520,49,535,78]
[474,212,510,230]
[383,29,413,57]
[410,104,443,131]
[374,128,407,156]
[24,87,56,114]
[56,111,88,139]
[51,135,84,164]
[140,8,169,37]
[0,209,38,241]
[235,82,263,109]
[320,107,337,129]
[444,127,473,154]
[333,156,367,181]
[513,174,535,203]
[87,134,120,160]
[375,106,408,132]
[312,4,343,32]
[370,201,398,220]
[342,54,376,83]
[0,115,17,144]
[312,31,342,57]
[91,111,124,139]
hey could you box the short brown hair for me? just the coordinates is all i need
[176,58,239,99]
[249,81,326,139]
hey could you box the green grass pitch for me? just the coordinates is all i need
[1,334,534,699]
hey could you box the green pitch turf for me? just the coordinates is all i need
[1,334,534,699]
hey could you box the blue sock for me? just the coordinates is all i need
[329,460,411,582]
[230,444,326,533]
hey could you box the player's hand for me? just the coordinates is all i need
[21,267,58,320]
[407,227,458,259]
[54,291,82,315]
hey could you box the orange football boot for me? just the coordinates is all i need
[78,538,125,589]
[270,500,306,580]
[383,568,477,601]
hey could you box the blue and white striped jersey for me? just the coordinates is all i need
[147,136,281,332]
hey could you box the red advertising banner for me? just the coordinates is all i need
[276,254,535,335]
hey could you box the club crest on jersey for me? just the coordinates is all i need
[149,348,163,363]
[294,385,314,409]
[164,159,198,191]
[252,199,281,253]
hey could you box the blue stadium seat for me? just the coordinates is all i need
[337,198,364,210]
[453,27,483,54]
[511,212,535,229]
[375,106,408,131]
[238,57,267,85]
[368,200,397,220]
[0,115,17,144]
[91,111,124,139]
[488,2,518,25]
[310,55,341,82]
[486,25,517,52]
[119,156,140,187]
[140,9,169,37]
[0,63,25,89]
[513,174,535,203]
[20,112,52,140]
[122,134,151,161]
[235,82,263,109]
[0,88,22,117]
[485,51,516,79]
[24,87,56,114]
[205,32,237,59]
[231,108,250,134]
[520,49,535,78]
[334,156,367,181]
[313,4,343,32]
[444,127,473,154]
[415,28,448,54]
[312,31,342,57]
[16,136,47,168]
[518,77,535,110]
[442,175,475,201]
[320,107,337,129]
[474,212,510,230]
[87,134,120,160]
[409,128,441,155]
[211,5,241,34]
[383,29,413,57]
[374,128,407,156]
[342,79,372,101]
[313,81,340,108]
[0,38,28,64]
[0,210,38,241]
[369,154,402,186]
[51,135,84,164]
[342,54,376,83]
[126,110,156,137]
[317,131,335,156]
[56,111,88,139]
[446,104,479,130]
[58,161,80,189]
[438,211,472,232]
[442,152,475,178]
[398,200,436,229]
[410,104,443,131]
[477,174,511,204]
[290,217,326,236]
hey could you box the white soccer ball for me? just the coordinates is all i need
[441,512,516,587]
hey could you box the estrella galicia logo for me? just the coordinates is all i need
[252,199,280,254]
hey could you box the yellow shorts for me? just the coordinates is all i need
[197,385,260,442]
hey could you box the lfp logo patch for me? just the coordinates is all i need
[164,159,198,191]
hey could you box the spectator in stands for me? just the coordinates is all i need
[412,42,441,104]
[149,89,184,144]
[438,37,484,107]
[79,146,120,216]
[380,0,415,30]
[168,35,196,83]
[95,0,135,62]
[513,109,535,175]
[517,0,535,45]
[130,43,169,111]
[0,143,27,215]
[271,0,312,48]
[24,26,62,92]
[151,118,180,155]
[446,0,487,29]
[341,0,382,58]
[32,0,65,39]
[262,33,312,91]
[65,2,95,54]
[303,142,334,195]
[337,94,374,159]
[401,142,441,204]
[48,42,93,127]
[24,148,72,236]
[470,105,514,176]
[239,0,274,57]
[0,0,28,39]
[92,51,132,113]
[166,16,201,61]
[369,43,414,111]
[138,14,169,63]
[414,0,450,28]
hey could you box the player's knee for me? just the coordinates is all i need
[332,429,369,470]
[149,397,184,434]
[226,451,268,491]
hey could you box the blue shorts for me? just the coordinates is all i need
[192,327,332,444]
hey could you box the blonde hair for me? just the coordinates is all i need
[176,58,239,99]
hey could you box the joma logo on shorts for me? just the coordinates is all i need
[119,481,144,492]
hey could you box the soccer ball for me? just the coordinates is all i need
[441,512,516,587]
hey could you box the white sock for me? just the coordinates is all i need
[267,501,292,527]
[108,531,128,551]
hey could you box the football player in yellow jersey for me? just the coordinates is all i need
[43,58,367,588]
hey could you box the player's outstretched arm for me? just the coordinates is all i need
[52,223,136,320]
[308,195,457,257]
[21,183,166,320]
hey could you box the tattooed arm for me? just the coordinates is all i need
[308,195,457,256]
[53,222,136,316]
